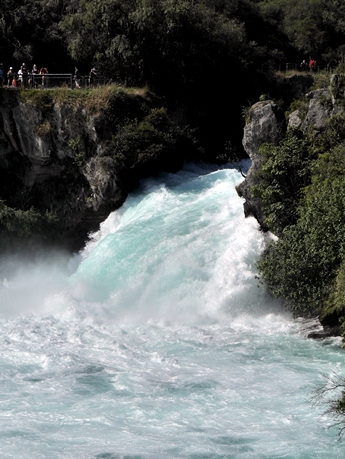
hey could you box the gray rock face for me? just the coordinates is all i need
[238,76,345,230]
[290,81,344,133]
[0,89,192,250]
[302,88,333,132]
[288,110,302,129]
[0,90,128,247]
[237,101,284,230]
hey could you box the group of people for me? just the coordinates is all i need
[300,59,317,71]
[0,63,98,89]
[74,66,97,88]
[0,63,48,88]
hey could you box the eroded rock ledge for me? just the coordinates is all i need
[0,88,192,252]
[237,75,344,230]
[236,100,284,231]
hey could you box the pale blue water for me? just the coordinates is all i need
[0,163,344,458]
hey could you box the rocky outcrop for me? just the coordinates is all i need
[239,75,345,230]
[236,76,345,339]
[0,89,188,251]
[236,101,284,230]
[0,90,128,248]
[288,79,345,132]
[302,88,333,132]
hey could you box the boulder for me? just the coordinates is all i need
[302,88,333,133]
[288,110,302,129]
[236,101,284,230]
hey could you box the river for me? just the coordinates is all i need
[0,163,344,458]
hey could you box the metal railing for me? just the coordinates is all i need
[1,64,337,90]
[3,73,111,89]
[74,75,112,88]
[278,63,334,73]
[31,73,74,89]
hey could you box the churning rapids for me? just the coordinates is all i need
[0,163,345,459]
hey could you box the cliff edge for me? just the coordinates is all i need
[238,74,345,338]
[0,87,195,251]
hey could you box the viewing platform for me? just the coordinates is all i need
[2,73,110,90]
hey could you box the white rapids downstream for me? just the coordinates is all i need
[0,163,344,459]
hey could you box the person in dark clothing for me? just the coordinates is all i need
[0,64,4,87]
[21,63,28,88]
[6,67,14,87]
[29,64,39,88]
[89,67,97,87]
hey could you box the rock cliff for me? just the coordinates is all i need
[236,101,284,230]
[237,74,345,338]
[0,88,190,251]
[238,75,345,229]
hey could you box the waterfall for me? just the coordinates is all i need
[0,163,343,458]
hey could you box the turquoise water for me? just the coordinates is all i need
[0,163,344,458]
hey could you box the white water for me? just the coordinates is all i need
[0,163,344,458]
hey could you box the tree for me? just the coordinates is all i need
[252,129,313,236]
[60,0,249,91]
[0,0,75,70]
[257,0,345,61]
[311,372,345,438]
[257,141,345,317]
[60,0,265,157]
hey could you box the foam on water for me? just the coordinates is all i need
[69,163,288,326]
[0,163,344,458]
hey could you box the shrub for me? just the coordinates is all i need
[285,98,310,122]
[0,200,58,237]
[111,107,200,173]
[257,142,345,316]
[252,129,314,236]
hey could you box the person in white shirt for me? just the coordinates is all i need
[17,67,23,87]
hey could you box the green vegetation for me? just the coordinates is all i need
[60,0,249,94]
[0,84,200,244]
[310,71,332,91]
[110,108,200,173]
[2,0,345,305]
[0,0,343,166]
[0,200,58,237]
[252,129,313,236]
[284,98,309,122]
[2,0,345,73]
[2,0,345,428]
[256,116,345,323]
[0,0,343,160]
[311,370,345,437]
[19,85,148,113]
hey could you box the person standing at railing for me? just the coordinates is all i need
[0,64,4,88]
[21,63,28,88]
[300,59,308,71]
[309,59,317,71]
[17,67,23,88]
[7,67,14,87]
[89,66,97,87]
[74,66,81,88]
[39,67,48,87]
[29,64,39,88]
